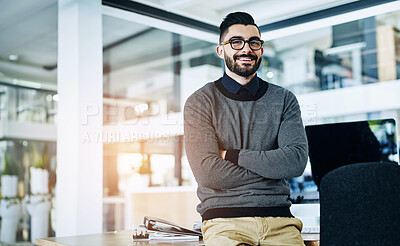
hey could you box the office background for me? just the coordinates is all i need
[0,0,400,243]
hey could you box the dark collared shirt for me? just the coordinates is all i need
[221,72,260,96]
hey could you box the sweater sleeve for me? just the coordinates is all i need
[184,92,265,190]
[237,93,308,179]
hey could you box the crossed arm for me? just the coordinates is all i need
[184,94,265,190]
[183,93,308,190]
[223,97,308,180]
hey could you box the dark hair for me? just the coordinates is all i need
[219,12,260,43]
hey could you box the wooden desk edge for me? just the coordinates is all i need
[35,238,66,246]
[35,231,319,246]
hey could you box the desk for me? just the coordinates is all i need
[35,230,319,246]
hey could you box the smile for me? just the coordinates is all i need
[238,57,253,62]
[234,54,257,62]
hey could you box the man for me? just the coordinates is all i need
[184,12,308,246]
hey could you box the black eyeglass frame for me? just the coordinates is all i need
[221,37,264,50]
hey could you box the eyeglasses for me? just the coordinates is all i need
[221,37,264,50]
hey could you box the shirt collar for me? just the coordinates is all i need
[221,72,260,96]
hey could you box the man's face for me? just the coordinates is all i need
[217,24,263,77]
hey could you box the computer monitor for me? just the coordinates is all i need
[289,118,399,202]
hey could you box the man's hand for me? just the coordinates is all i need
[220,150,227,159]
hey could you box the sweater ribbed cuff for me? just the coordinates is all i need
[225,149,240,164]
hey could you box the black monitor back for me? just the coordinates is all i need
[305,119,398,189]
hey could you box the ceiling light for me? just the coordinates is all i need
[52,94,59,101]
[8,54,19,61]
[134,104,149,114]
[325,42,366,55]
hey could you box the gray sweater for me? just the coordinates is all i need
[184,77,308,219]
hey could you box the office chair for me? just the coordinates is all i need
[319,162,400,246]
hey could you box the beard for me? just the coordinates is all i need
[225,52,262,77]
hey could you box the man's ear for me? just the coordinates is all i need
[216,45,224,59]
[260,47,264,55]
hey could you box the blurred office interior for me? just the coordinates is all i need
[0,0,400,243]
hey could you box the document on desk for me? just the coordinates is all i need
[144,216,202,237]
[149,232,200,241]
[132,216,203,242]
[132,229,202,242]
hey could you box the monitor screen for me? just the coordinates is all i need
[289,118,399,203]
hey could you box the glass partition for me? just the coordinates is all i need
[0,84,57,124]
[260,11,400,95]
[102,15,221,230]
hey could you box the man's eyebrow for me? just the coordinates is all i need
[229,36,261,40]
[229,36,243,40]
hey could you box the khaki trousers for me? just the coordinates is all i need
[202,217,305,246]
